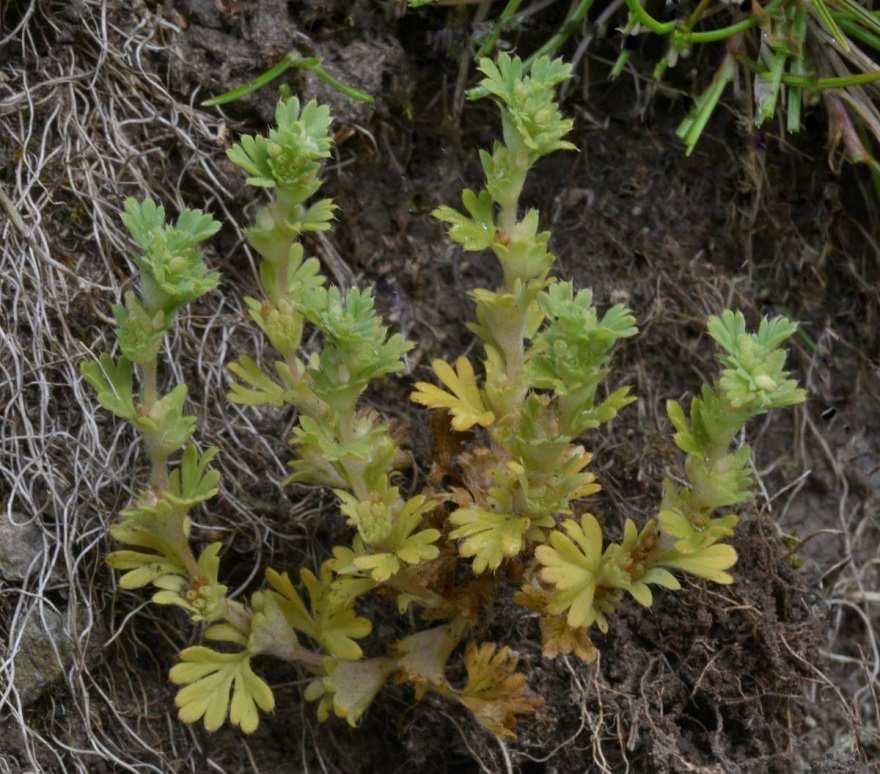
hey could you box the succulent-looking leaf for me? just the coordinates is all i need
[390,494,442,562]
[659,543,738,584]
[106,487,197,591]
[686,443,754,511]
[616,518,681,606]
[169,646,274,734]
[299,197,337,233]
[204,624,249,649]
[658,508,738,554]
[411,357,495,432]
[227,356,292,407]
[113,292,168,364]
[105,549,186,590]
[625,567,681,607]
[248,590,301,662]
[666,399,702,456]
[167,445,220,507]
[491,208,555,283]
[534,514,628,629]
[449,507,530,573]
[265,568,315,634]
[265,564,372,660]
[133,383,197,459]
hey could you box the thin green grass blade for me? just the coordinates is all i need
[677,55,737,154]
[787,5,808,133]
[309,62,374,103]
[832,0,880,37]
[524,0,597,67]
[653,55,671,81]
[475,0,525,60]
[810,0,851,51]
[203,55,307,107]
[783,69,880,89]
[836,16,880,51]
[203,54,372,108]
[756,47,788,127]
[611,49,633,80]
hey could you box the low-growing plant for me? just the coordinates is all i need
[82,53,806,739]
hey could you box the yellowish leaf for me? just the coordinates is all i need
[659,543,738,584]
[169,646,274,734]
[393,620,467,699]
[411,357,495,432]
[539,616,597,663]
[456,642,543,739]
[449,507,530,573]
[306,657,397,727]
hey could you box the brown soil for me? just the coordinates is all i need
[2,1,878,772]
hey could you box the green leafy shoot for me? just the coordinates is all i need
[529,282,637,433]
[227,356,293,408]
[113,292,168,365]
[227,97,332,192]
[707,310,806,411]
[121,197,220,313]
[133,384,198,460]
[471,54,575,158]
[88,63,813,748]
[167,445,221,507]
[301,286,413,404]
[331,493,441,582]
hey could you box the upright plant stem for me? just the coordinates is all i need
[475,0,524,60]
[491,170,531,412]
[141,358,169,493]
[141,358,204,580]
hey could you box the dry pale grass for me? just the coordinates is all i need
[0,2,328,771]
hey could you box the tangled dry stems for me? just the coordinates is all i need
[0,3,326,771]
[0,2,877,772]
